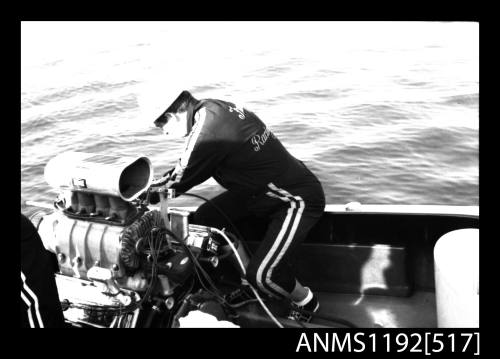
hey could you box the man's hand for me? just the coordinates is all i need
[140,167,177,205]
[150,175,171,188]
[148,184,178,204]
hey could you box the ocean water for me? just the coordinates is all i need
[21,21,479,207]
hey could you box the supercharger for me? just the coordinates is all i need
[29,152,220,328]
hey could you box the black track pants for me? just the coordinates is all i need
[193,182,324,299]
[20,213,65,328]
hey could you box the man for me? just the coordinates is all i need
[21,213,65,328]
[148,88,325,322]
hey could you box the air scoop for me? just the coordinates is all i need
[44,151,153,201]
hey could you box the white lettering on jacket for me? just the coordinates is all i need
[251,127,274,151]
[228,105,246,120]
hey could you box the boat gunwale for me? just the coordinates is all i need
[165,203,479,219]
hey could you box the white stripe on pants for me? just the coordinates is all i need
[21,271,44,328]
[255,183,305,298]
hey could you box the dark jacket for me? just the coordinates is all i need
[169,99,324,206]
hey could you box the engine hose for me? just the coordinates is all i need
[218,231,243,260]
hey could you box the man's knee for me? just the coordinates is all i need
[192,201,231,228]
[192,203,214,226]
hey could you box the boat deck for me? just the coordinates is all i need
[206,208,478,328]
[235,290,436,328]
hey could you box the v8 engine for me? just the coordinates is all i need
[27,152,222,328]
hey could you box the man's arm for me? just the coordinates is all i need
[167,107,228,194]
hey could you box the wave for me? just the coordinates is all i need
[441,93,478,107]
[24,80,138,107]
